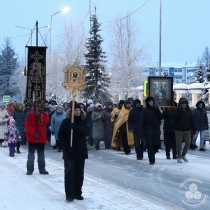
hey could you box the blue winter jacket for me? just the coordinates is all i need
[51,111,66,140]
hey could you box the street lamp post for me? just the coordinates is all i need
[50,7,69,58]
[159,0,162,76]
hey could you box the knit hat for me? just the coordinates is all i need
[74,103,81,110]
[135,99,141,104]
[179,98,188,105]
[87,99,93,104]
[189,104,195,108]
[95,103,102,108]
[56,105,63,110]
[124,100,131,105]
[9,116,15,125]
[119,100,125,105]
[145,97,154,103]
[90,104,95,108]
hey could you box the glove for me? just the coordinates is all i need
[70,123,76,129]
[34,133,40,138]
[67,147,74,153]
[51,132,54,135]
[35,110,40,116]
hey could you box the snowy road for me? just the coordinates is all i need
[1,141,210,210]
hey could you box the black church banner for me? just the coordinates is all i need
[25,46,46,110]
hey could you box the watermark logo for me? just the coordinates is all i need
[179,178,208,208]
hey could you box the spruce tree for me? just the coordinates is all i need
[195,64,205,83]
[0,37,18,96]
[83,14,111,103]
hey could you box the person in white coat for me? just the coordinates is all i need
[0,103,9,147]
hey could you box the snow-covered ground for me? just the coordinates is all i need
[0,147,181,210]
[0,138,210,210]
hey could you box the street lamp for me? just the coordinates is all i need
[50,7,69,57]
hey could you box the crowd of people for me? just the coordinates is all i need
[0,96,209,202]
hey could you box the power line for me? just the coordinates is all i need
[101,0,149,23]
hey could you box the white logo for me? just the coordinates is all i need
[179,178,208,208]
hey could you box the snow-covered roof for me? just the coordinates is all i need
[205,84,210,89]
[173,83,188,90]
[188,83,204,89]
[135,86,143,90]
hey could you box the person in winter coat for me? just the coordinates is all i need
[204,105,210,149]
[112,100,134,155]
[58,103,89,202]
[128,99,145,160]
[7,102,14,116]
[86,104,94,146]
[12,102,27,153]
[91,103,104,150]
[162,107,177,159]
[139,97,162,165]
[25,101,50,175]
[173,98,195,163]
[51,105,66,152]
[48,105,55,146]
[79,103,86,113]
[101,101,114,149]
[4,117,21,157]
[191,100,208,151]
[110,100,124,150]
[0,103,9,147]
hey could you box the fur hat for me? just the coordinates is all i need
[145,97,154,103]
[9,116,15,125]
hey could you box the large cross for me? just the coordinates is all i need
[30,51,44,62]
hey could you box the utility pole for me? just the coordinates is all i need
[159,0,162,76]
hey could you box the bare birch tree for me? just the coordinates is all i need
[46,19,88,103]
[109,15,149,100]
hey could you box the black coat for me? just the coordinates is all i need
[58,116,89,161]
[11,109,27,141]
[193,108,209,131]
[128,106,144,134]
[139,106,162,137]
[173,107,195,131]
[161,109,175,133]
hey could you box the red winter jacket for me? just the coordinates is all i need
[25,111,49,143]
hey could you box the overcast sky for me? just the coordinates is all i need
[0,0,209,66]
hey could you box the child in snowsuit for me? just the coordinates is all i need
[4,117,21,157]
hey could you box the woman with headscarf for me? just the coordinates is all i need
[101,101,114,149]
[51,105,66,152]
[0,103,9,146]
[0,103,9,147]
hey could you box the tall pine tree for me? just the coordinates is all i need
[195,64,205,83]
[0,37,18,96]
[83,13,111,103]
